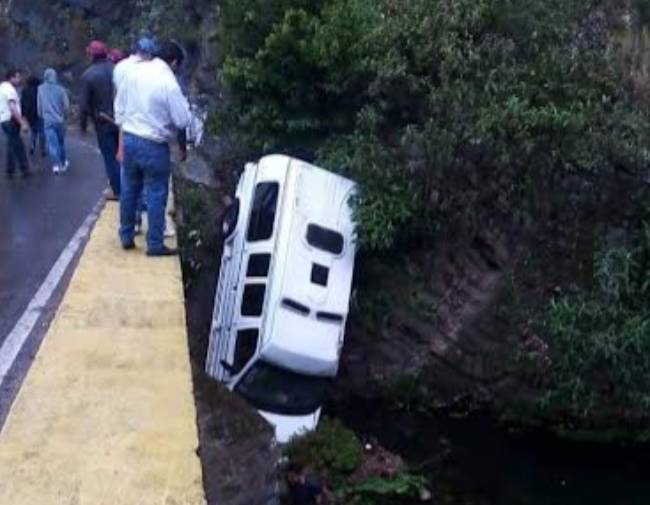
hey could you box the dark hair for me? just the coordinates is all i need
[157,40,184,67]
[5,68,20,80]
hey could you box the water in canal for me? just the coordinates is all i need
[328,399,650,505]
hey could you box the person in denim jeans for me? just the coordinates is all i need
[80,40,120,198]
[38,68,70,174]
[115,38,191,256]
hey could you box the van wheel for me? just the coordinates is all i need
[222,199,240,239]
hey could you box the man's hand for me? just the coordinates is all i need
[116,130,125,164]
[20,118,30,133]
[116,144,125,164]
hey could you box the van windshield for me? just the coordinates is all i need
[235,360,326,416]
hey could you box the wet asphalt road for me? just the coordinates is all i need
[0,129,106,418]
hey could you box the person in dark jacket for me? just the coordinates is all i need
[21,76,46,157]
[80,40,120,199]
[286,462,328,505]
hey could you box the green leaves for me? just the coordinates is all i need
[217,0,650,251]
[284,418,363,480]
[543,223,650,417]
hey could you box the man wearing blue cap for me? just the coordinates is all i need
[115,37,191,256]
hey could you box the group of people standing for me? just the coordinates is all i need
[0,35,192,257]
[0,66,70,177]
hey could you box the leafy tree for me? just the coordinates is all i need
[217,0,650,250]
[543,224,650,418]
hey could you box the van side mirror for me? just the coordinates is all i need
[222,199,240,240]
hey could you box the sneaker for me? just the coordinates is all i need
[63,160,70,172]
[52,165,60,174]
[103,188,119,201]
[164,215,176,238]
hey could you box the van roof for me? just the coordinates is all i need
[261,306,341,376]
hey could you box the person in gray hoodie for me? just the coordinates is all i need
[38,68,70,174]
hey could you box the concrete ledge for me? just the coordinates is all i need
[0,203,205,505]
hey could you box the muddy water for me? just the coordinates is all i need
[327,399,650,505]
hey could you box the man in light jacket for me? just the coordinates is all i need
[38,68,70,174]
[115,38,191,256]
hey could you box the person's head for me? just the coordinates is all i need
[156,40,185,72]
[26,75,41,88]
[108,48,127,64]
[86,40,108,62]
[136,37,158,60]
[43,68,58,84]
[286,462,306,485]
[5,69,22,87]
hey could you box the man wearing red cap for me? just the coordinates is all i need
[108,48,127,65]
[80,40,121,199]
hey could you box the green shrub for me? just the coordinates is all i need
[542,223,650,417]
[339,473,428,505]
[217,0,650,251]
[284,418,363,480]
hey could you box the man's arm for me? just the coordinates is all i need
[166,78,191,132]
[79,74,91,132]
[63,88,70,117]
[9,100,28,130]
[114,78,127,128]
[37,88,43,121]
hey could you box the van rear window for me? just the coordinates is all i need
[247,183,279,242]
[307,224,344,255]
[241,284,266,317]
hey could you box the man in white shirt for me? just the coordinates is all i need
[0,69,30,178]
[115,38,191,256]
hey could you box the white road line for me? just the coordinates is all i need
[0,199,103,386]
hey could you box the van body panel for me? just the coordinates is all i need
[206,154,357,441]
[257,408,322,444]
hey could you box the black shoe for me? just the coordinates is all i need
[20,170,30,179]
[122,241,136,251]
[147,246,178,257]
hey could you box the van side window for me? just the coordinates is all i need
[241,284,266,317]
[247,254,271,278]
[234,329,259,372]
[306,224,344,255]
[247,182,279,241]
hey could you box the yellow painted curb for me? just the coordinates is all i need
[0,203,205,505]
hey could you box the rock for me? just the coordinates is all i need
[181,149,219,189]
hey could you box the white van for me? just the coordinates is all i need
[205,154,358,442]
